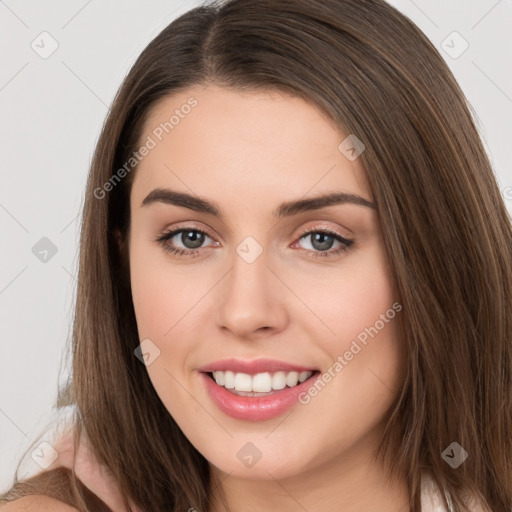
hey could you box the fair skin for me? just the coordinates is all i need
[2,85,408,512]
[127,84,409,512]
[0,496,79,511]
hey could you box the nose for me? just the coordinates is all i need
[215,246,288,340]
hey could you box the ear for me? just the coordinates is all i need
[113,227,130,282]
[113,227,123,250]
[113,227,128,266]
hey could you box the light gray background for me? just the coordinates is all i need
[1,0,511,492]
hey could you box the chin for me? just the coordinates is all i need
[196,432,322,481]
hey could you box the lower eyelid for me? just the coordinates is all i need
[157,227,353,254]
[163,229,215,247]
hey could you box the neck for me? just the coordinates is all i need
[209,440,410,512]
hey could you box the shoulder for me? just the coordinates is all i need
[421,472,491,512]
[51,428,128,511]
[0,494,79,511]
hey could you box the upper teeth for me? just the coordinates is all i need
[212,370,313,392]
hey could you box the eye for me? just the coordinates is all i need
[293,227,354,258]
[154,225,355,259]
[154,227,216,258]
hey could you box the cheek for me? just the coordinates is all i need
[128,242,202,419]
[130,257,170,338]
[292,244,404,407]
[291,243,398,348]
[129,236,202,339]
[337,267,397,345]
[130,233,399,364]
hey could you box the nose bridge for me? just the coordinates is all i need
[215,234,288,337]
[228,234,272,302]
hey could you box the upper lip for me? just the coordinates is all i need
[198,358,318,375]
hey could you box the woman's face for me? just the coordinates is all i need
[128,84,405,481]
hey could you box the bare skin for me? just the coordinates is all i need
[127,84,410,512]
[0,495,79,511]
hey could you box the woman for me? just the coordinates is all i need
[1,0,511,510]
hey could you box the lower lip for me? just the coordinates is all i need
[200,372,320,421]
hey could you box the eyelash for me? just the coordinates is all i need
[154,225,354,259]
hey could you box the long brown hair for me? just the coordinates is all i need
[2,0,512,510]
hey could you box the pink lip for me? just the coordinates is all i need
[198,358,317,374]
[199,370,320,422]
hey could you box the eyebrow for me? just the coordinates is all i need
[141,187,376,218]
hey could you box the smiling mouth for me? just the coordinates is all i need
[206,370,320,397]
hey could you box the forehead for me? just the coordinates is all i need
[130,84,372,211]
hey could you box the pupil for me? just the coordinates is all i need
[312,233,333,251]
[182,231,204,249]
